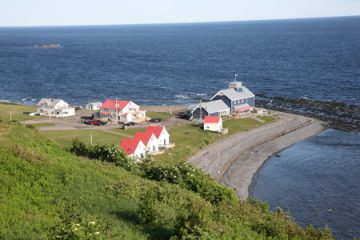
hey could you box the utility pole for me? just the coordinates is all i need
[199,99,202,120]
[115,98,118,126]
[9,112,12,121]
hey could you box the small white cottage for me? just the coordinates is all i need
[133,132,159,153]
[36,98,75,118]
[120,138,147,159]
[145,126,171,147]
[86,102,102,111]
[203,116,223,133]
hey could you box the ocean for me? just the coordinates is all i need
[0,16,359,106]
[251,130,360,239]
[1,16,360,239]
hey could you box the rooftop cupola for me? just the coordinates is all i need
[228,74,243,92]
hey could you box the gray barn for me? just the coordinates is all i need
[188,100,230,120]
[211,81,255,114]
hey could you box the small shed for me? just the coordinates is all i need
[86,102,102,111]
[204,116,223,133]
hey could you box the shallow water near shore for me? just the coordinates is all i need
[251,129,360,239]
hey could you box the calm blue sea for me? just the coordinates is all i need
[251,130,360,239]
[1,16,360,239]
[0,16,359,105]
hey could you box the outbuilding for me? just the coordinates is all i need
[203,116,223,133]
[86,102,102,111]
[188,100,230,120]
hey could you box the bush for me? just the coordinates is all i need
[69,140,134,171]
[173,198,215,240]
[141,162,237,205]
[49,201,106,240]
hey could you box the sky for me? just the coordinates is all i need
[0,0,360,27]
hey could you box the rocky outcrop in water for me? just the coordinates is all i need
[35,44,61,49]
[256,96,360,132]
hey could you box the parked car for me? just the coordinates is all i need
[149,118,162,123]
[83,120,105,126]
[125,122,136,126]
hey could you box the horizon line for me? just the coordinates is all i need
[0,14,359,28]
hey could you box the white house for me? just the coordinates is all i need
[145,126,171,147]
[204,116,223,133]
[133,132,159,153]
[86,102,102,111]
[119,138,147,159]
[100,99,146,123]
[36,98,75,118]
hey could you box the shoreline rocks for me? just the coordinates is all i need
[256,96,360,132]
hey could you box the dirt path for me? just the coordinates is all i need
[188,112,325,200]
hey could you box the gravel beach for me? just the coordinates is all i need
[188,112,325,200]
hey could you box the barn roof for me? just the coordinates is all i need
[211,86,255,101]
[190,100,229,114]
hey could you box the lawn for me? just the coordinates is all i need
[0,103,39,121]
[146,111,173,121]
[40,127,142,147]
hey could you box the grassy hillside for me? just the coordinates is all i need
[0,107,333,239]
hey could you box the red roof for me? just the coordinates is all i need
[101,100,129,110]
[133,132,154,145]
[204,116,221,124]
[145,126,164,138]
[234,104,253,112]
[119,138,138,155]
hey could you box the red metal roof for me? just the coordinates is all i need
[234,104,253,112]
[101,100,129,110]
[204,116,221,124]
[145,126,164,138]
[119,138,138,156]
[133,132,154,145]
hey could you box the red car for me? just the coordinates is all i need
[83,120,102,126]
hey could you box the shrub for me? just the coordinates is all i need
[141,162,237,205]
[68,140,134,171]
[49,201,106,240]
[173,198,214,240]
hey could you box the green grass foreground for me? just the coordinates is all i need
[0,104,333,239]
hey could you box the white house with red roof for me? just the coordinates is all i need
[119,138,147,159]
[133,131,159,153]
[204,116,223,133]
[145,126,171,148]
[100,99,146,123]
